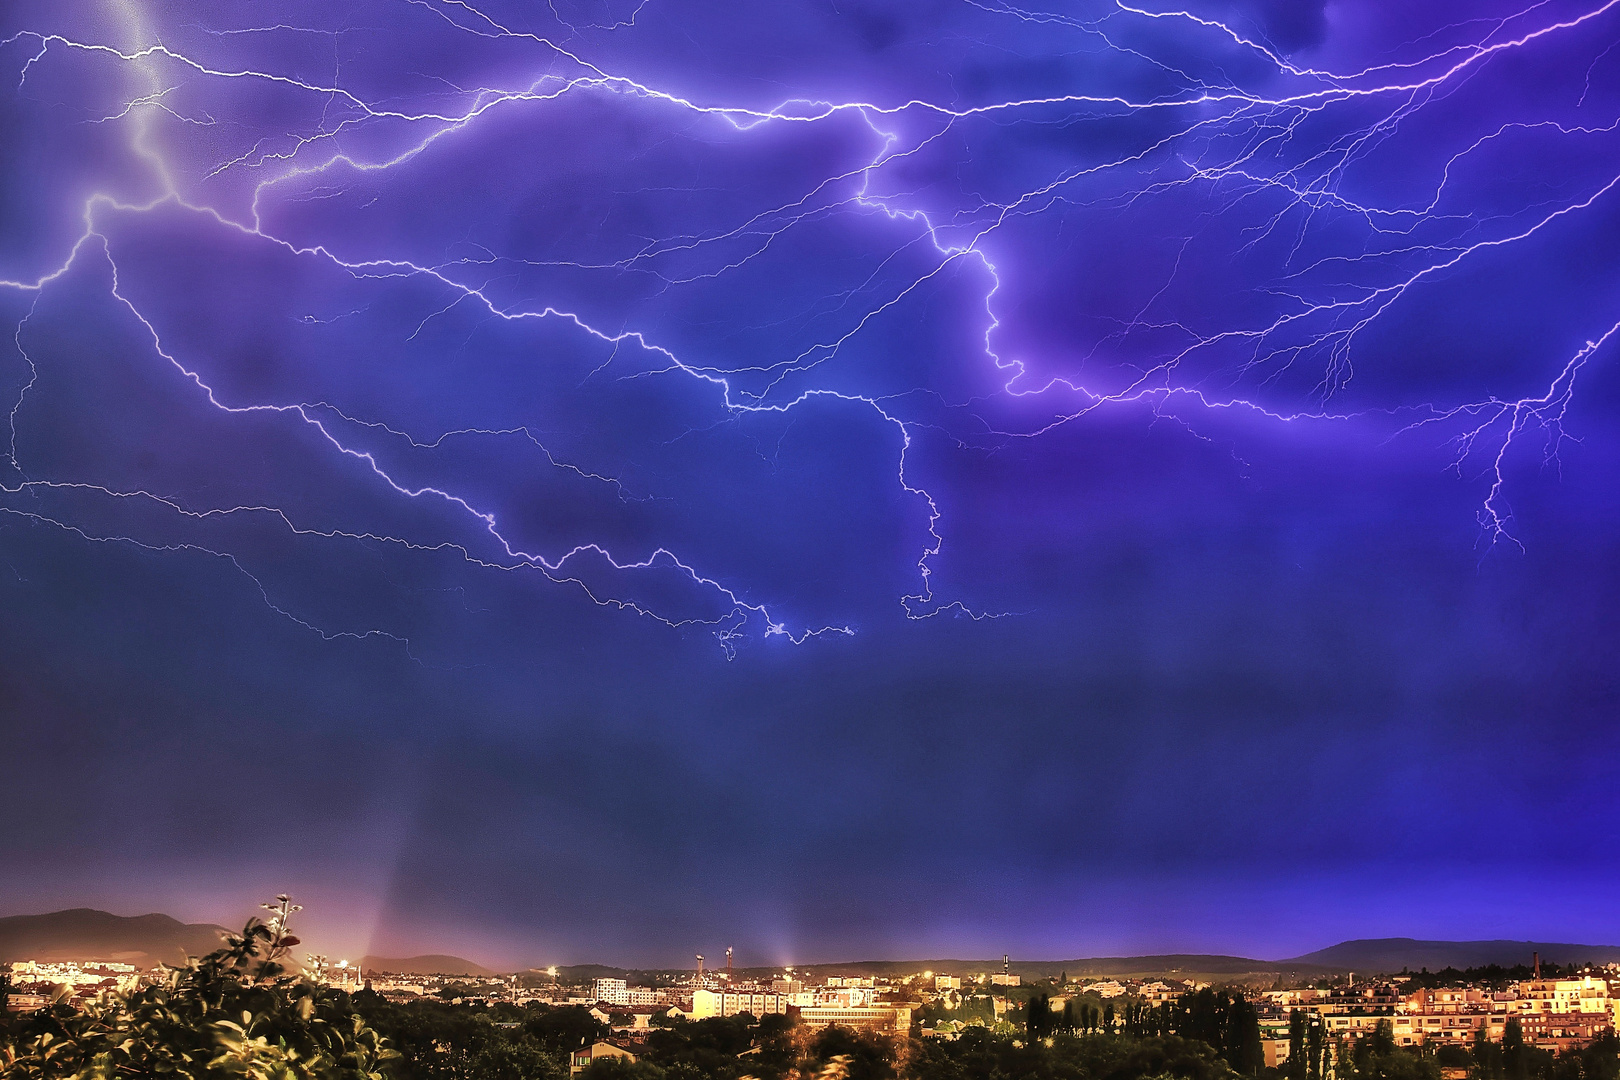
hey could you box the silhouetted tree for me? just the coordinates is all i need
[1161,988,1263,1075]
[524,1006,611,1055]
[1337,1021,1437,1080]
[1504,1018,1528,1080]
[1290,1009,1309,1080]
[1575,1032,1620,1080]
[809,1025,894,1080]
[1472,1020,1504,1080]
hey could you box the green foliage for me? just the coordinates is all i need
[1396,967,1583,993]
[1027,995,1059,1041]
[1287,1010,1307,1080]
[906,1028,1242,1080]
[1122,990,1262,1075]
[348,995,583,1080]
[640,1015,761,1079]
[578,1058,670,1080]
[1504,1018,1528,1080]
[1338,1020,1437,1080]
[917,996,997,1029]
[1471,1026,1619,1080]
[1566,1032,1620,1080]
[0,898,397,1080]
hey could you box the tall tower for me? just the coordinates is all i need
[696,955,705,985]
[726,947,734,984]
[1000,954,1010,1016]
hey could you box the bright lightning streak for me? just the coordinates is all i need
[2,0,1615,655]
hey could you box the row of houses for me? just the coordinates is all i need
[1259,975,1620,1056]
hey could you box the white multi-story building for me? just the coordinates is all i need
[691,989,791,1019]
[592,978,629,1006]
[1517,977,1612,1016]
[797,1004,914,1034]
[818,985,877,1008]
[625,987,668,1007]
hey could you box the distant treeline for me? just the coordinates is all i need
[1396,963,1587,990]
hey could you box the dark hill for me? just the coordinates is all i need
[785,954,1336,980]
[554,964,637,982]
[359,954,494,977]
[0,909,227,967]
[1281,938,1620,973]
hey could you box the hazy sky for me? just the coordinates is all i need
[1,0,1618,969]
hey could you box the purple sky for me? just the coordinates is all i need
[1,0,1618,969]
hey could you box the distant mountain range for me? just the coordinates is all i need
[782,940,1620,981]
[0,909,227,968]
[4,910,1618,979]
[769,955,1326,981]
[359,955,494,977]
[1280,938,1620,973]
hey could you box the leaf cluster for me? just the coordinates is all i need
[0,915,398,1080]
[906,1028,1242,1080]
[347,994,585,1080]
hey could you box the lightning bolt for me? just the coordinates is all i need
[2,0,1615,655]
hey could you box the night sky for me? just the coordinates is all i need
[2,0,1619,970]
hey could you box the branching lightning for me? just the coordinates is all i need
[2,0,1616,656]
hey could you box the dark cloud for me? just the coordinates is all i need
[1244,0,1329,52]
[1,0,1618,964]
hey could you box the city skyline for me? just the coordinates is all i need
[2,0,1618,967]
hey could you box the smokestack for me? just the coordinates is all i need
[1533,952,1540,979]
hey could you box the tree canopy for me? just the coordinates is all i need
[1,897,396,1080]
